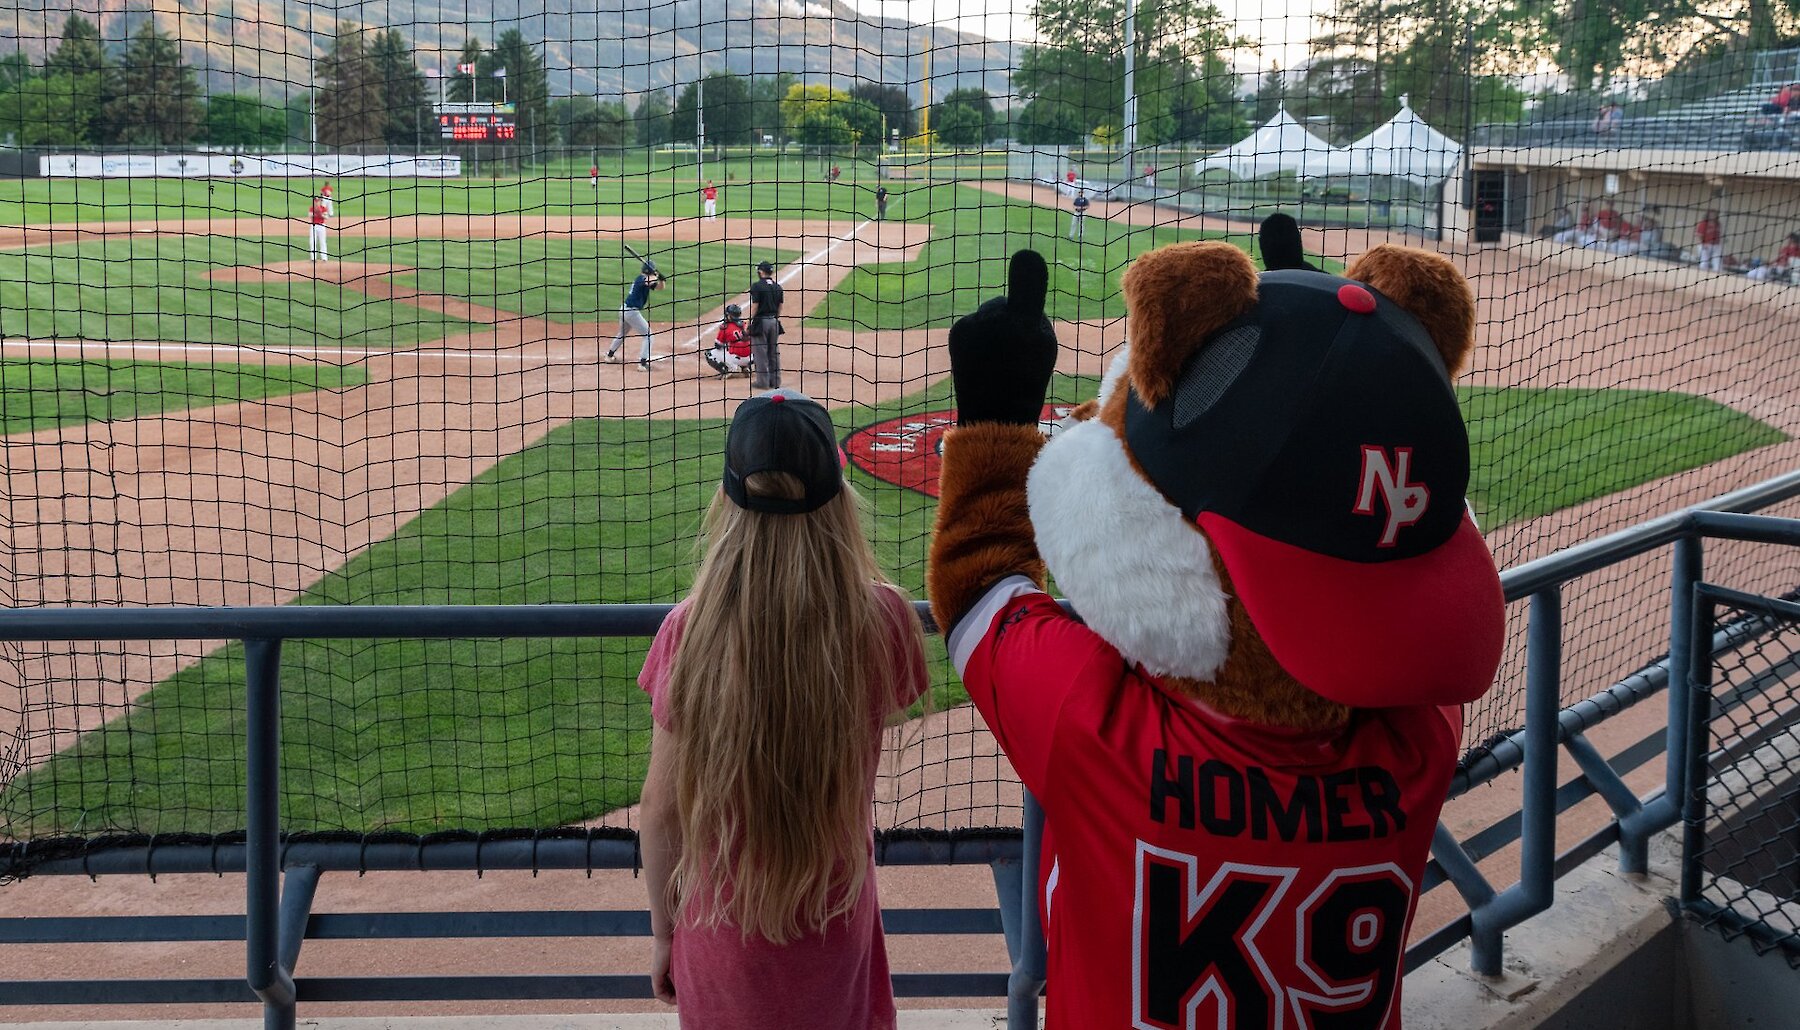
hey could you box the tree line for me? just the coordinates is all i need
[22,0,1741,159]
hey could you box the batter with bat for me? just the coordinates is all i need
[607,252,664,371]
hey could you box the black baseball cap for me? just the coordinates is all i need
[722,390,845,514]
[1124,269,1504,707]
[756,260,775,274]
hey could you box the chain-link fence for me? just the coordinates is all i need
[1685,588,1800,968]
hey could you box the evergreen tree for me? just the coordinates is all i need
[45,15,106,77]
[484,29,549,146]
[315,25,384,147]
[0,53,32,92]
[370,28,432,147]
[1253,64,1287,123]
[447,39,482,103]
[103,24,203,146]
[632,90,674,146]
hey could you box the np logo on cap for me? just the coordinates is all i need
[722,389,844,514]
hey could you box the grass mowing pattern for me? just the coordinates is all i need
[1460,386,1789,528]
[1,359,368,435]
[0,157,936,225]
[0,237,470,347]
[386,238,800,326]
[810,182,1343,329]
[1,379,1782,837]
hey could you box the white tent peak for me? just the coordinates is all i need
[1194,109,1343,179]
[1347,102,1462,184]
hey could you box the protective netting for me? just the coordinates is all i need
[1688,595,1800,968]
[1,2,1799,852]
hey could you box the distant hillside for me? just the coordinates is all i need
[1,0,1018,104]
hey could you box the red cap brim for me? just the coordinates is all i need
[1198,513,1506,708]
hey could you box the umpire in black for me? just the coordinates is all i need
[747,259,785,390]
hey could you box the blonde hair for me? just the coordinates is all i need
[664,472,922,943]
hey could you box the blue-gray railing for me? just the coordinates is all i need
[1471,112,1787,151]
[2,469,1798,1028]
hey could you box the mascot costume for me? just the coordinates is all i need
[927,216,1506,1028]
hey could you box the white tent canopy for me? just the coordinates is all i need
[1341,96,1463,184]
[1194,108,1343,179]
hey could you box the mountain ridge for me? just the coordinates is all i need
[1,1,1017,103]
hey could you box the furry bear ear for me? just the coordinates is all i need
[1120,242,1259,407]
[1343,245,1477,377]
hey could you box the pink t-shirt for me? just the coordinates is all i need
[638,585,928,1030]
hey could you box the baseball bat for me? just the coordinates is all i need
[621,241,658,275]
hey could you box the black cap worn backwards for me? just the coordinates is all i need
[722,390,845,514]
[1124,269,1469,563]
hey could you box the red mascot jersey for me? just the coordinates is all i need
[950,577,1459,1030]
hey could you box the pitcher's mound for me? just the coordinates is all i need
[204,261,416,285]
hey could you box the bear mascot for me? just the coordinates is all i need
[926,215,1507,1028]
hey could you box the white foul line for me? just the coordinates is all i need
[653,219,871,363]
[6,220,872,369]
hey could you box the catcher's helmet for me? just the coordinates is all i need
[724,303,743,320]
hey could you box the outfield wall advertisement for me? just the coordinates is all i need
[39,153,464,178]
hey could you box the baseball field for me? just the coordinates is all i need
[1,155,1792,844]
[2,145,1799,1023]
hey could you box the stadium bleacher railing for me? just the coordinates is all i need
[1,470,1798,1028]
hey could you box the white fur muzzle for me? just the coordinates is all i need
[1027,417,1232,681]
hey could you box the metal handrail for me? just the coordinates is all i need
[1,471,1798,1022]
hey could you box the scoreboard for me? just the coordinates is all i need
[435,102,517,142]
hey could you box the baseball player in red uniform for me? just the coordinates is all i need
[590,163,599,188]
[702,179,718,221]
[307,188,331,261]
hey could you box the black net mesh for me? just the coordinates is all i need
[0,2,1798,852]
[1689,595,1800,967]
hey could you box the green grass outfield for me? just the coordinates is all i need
[0,379,1783,838]
[0,155,929,225]
[0,237,473,348]
[0,174,1275,345]
[1,359,367,434]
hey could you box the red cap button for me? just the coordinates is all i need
[1337,283,1376,314]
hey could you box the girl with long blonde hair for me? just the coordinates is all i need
[637,390,928,1029]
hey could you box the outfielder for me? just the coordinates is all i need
[702,179,718,221]
[607,262,663,370]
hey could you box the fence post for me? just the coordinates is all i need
[243,638,296,1030]
[1620,533,1703,874]
[1679,588,1718,907]
[1006,790,1047,1029]
[1470,586,1560,976]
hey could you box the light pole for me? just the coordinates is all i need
[1122,0,1137,182]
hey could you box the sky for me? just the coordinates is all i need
[849,0,1330,71]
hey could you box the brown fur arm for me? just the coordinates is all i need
[927,423,1048,636]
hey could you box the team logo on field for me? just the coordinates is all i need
[843,405,1075,498]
